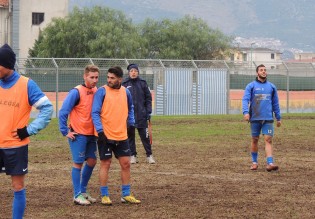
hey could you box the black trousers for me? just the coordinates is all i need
[127,126,152,157]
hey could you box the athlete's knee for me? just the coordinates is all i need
[265,136,273,144]
[86,158,97,167]
[100,159,111,169]
[12,183,24,191]
[120,160,130,170]
[11,176,25,191]
[251,137,259,144]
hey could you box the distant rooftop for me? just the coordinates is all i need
[0,0,9,7]
[237,47,282,53]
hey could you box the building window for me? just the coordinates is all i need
[271,53,275,59]
[32,13,44,25]
[230,54,235,61]
[243,53,247,61]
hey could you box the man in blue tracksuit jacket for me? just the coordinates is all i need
[242,64,281,172]
[122,64,155,164]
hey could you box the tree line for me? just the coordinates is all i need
[29,6,233,60]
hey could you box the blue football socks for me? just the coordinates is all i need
[71,167,81,198]
[12,189,26,219]
[81,164,94,193]
[100,186,109,197]
[267,156,274,164]
[251,152,258,163]
[122,184,131,197]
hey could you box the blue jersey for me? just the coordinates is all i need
[242,79,281,121]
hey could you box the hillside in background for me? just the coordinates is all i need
[70,0,315,55]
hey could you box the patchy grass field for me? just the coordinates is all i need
[1,114,315,218]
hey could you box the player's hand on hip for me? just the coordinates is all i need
[11,130,19,139]
[67,131,78,141]
[12,126,30,140]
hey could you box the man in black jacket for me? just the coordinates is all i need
[122,64,155,164]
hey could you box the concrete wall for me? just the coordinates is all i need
[0,3,10,45]
[18,0,68,58]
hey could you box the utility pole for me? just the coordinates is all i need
[250,42,255,70]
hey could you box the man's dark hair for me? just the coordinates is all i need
[108,66,123,78]
[256,64,265,73]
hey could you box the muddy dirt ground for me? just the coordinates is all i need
[0,116,314,219]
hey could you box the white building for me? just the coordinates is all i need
[230,47,282,63]
[0,0,69,59]
[0,0,10,44]
[293,52,315,62]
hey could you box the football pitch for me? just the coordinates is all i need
[1,114,314,218]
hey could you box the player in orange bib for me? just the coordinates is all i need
[58,65,99,205]
[92,66,141,205]
[0,44,53,219]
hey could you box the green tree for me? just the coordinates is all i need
[30,7,232,60]
[139,16,232,59]
[29,6,145,58]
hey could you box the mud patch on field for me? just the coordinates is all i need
[1,116,314,218]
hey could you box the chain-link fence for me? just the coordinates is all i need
[15,58,315,118]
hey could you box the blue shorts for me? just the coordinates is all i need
[98,139,131,160]
[0,146,28,175]
[69,134,97,164]
[250,120,274,137]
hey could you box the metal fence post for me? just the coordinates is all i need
[224,61,230,115]
[159,59,166,115]
[192,60,198,115]
[52,58,59,118]
[283,62,289,113]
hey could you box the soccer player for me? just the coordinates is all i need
[58,65,99,205]
[242,64,281,172]
[122,64,155,164]
[92,66,141,205]
[0,44,53,219]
